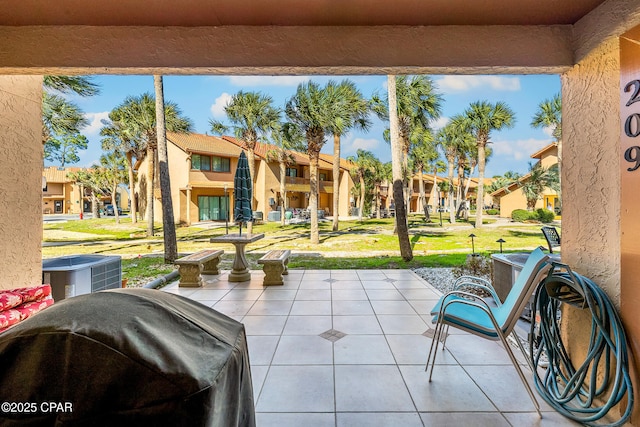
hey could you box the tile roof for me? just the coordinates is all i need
[43,166,84,183]
[167,132,244,157]
[530,142,558,159]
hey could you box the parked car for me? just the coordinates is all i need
[105,205,122,216]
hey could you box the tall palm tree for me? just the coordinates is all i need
[66,168,106,218]
[410,140,438,221]
[520,162,559,209]
[154,75,178,263]
[98,151,128,224]
[285,81,335,245]
[42,76,99,165]
[209,91,280,233]
[326,80,371,231]
[100,110,145,223]
[429,159,446,213]
[347,149,378,221]
[111,93,192,237]
[265,122,305,225]
[371,75,442,194]
[386,75,412,261]
[531,93,562,203]
[435,122,462,223]
[459,101,515,228]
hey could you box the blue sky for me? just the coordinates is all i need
[66,74,560,177]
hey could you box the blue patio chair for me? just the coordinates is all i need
[425,247,551,417]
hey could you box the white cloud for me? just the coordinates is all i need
[210,92,232,119]
[83,111,110,136]
[491,138,551,161]
[542,125,556,138]
[431,116,450,131]
[435,75,521,93]
[351,138,380,151]
[228,75,312,87]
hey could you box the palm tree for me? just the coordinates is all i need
[459,101,515,228]
[347,149,378,221]
[265,123,305,225]
[98,152,128,224]
[154,75,178,263]
[429,159,446,213]
[531,93,562,203]
[209,91,280,233]
[42,76,99,165]
[111,93,192,237]
[520,163,559,209]
[371,75,442,196]
[285,81,336,244]
[386,75,413,261]
[326,80,371,231]
[100,110,145,223]
[435,122,462,223]
[66,168,106,218]
[410,140,438,221]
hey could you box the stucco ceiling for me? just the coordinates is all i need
[2,0,607,27]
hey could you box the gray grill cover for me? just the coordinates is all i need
[0,288,255,426]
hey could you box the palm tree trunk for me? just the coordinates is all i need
[155,75,177,263]
[126,151,137,223]
[388,75,412,261]
[475,143,486,228]
[146,145,155,237]
[358,174,365,221]
[111,188,119,224]
[418,170,429,221]
[280,160,286,226]
[246,147,256,234]
[447,160,455,224]
[332,134,341,231]
[309,150,320,244]
[91,191,99,218]
[431,169,438,212]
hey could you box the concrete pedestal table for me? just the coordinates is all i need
[210,233,265,282]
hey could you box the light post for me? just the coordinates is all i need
[469,233,477,255]
[224,183,229,234]
[497,238,505,253]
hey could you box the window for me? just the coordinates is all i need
[191,154,210,171]
[319,173,327,181]
[286,168,298,177]
[212,156,230,172]
[192,154,230,172]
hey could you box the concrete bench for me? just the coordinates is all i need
[257,250,291,286]
[175,249,224,287]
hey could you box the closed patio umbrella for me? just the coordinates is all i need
[234,151,253,235]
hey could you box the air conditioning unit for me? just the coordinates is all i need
[42,255,122,301]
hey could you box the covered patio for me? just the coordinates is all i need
[163,269,580,426]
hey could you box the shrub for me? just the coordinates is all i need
[512,209,538,222]
[485,209,499,215]
[536,208,555,223]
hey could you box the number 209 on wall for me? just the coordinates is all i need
[623,79,640,171]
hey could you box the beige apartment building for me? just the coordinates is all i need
[135,132,356,225]
[491,143,559,218]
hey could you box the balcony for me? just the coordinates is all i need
[162,269,579,426]
[285,177,333,193]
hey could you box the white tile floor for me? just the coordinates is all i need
[162,269,581,427]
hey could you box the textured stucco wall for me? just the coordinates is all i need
[561,38,621,300]
[0,76,43,289]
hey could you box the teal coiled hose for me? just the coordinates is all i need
[530,266,633,427]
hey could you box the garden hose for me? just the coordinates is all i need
[530,264,633,426]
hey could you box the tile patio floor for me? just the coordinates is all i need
[162,269,580,427]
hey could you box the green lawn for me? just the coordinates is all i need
[43,214,557,284]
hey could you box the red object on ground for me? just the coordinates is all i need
[79,212,83,220]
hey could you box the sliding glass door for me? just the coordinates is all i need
[198,196,229,221]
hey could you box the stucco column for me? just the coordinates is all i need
[0,76,43,289]
[186,188,192,226]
